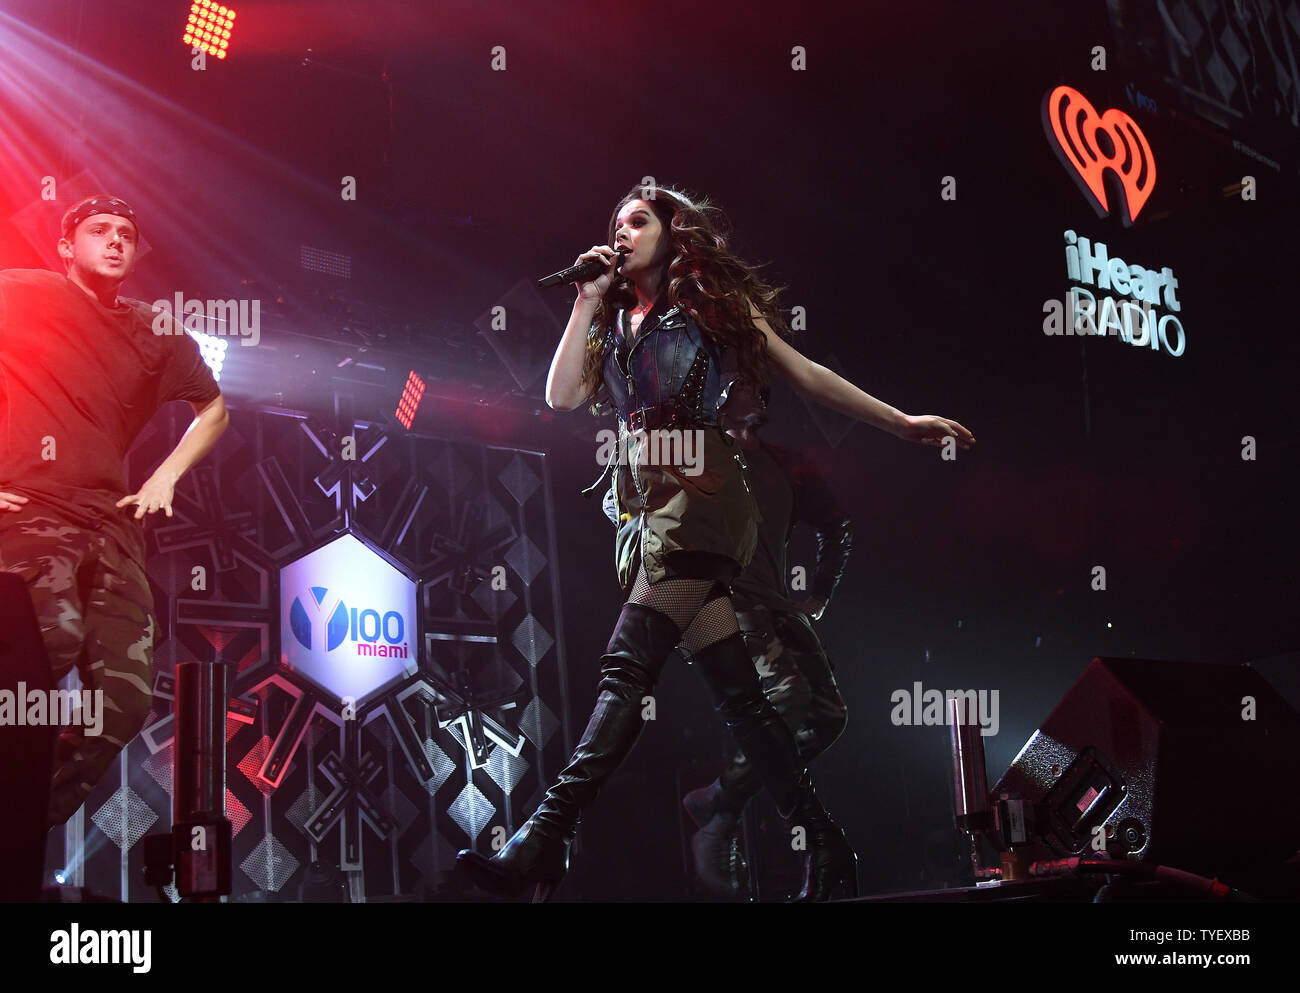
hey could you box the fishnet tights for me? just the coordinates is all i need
[627,564,740,653]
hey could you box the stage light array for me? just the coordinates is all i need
[188,327,229,382]
[182,1,237,61]
[300,245,353,279]
[396,371,426,430]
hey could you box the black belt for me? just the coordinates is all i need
[582,403,715,499]
[625,403,714,432]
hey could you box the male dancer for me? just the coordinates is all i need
[605,380,853,897]
[0,195,228,827]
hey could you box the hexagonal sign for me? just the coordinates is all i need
[279,533,418,707]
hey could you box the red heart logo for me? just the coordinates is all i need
[1042,85,1156,225]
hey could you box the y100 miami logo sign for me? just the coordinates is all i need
[279,533,418,706]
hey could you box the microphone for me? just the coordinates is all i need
[537,246,630,288]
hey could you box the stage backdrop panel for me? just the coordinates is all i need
[58,399,572,902]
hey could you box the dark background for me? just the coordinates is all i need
[1,0,1296,899]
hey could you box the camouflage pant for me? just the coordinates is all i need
[0,509,156,827]
[715,605,848,811]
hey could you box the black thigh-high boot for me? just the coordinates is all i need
[691,630,858,902]
[456,602,682,900]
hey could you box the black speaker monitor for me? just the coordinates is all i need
[992,657,1300,878]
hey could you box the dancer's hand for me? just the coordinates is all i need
[894,413,975,450]
[791,598,826,621]
[0,490,29,512]
[116,472,177,520]
[574,245,622,302]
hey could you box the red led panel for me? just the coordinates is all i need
[395,372,426,430]
[181,1,238,60]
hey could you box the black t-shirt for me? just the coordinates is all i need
[0,269,221,557]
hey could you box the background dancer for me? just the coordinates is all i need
[0,196,228,828]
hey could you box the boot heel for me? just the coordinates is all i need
[456,820,572,899]
[532,878,561,903]
[791,833,858,902]
[828,869,859,900]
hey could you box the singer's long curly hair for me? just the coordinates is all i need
[578,184,791,410]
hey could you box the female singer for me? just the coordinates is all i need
[457,184,974,901]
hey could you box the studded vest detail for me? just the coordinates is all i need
[596,300,742,427]
[581,299,745,497]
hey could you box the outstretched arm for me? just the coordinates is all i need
[751,307,976,450]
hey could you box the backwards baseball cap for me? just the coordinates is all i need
[60,195,140,241]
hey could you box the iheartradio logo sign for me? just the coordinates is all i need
[1042,85,1156,227]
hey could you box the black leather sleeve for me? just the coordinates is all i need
[783,448,853,607]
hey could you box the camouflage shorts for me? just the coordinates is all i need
[0,506,156,826]
[735,605,846,747]
[717,605,848,804]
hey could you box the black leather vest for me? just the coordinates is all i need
[596,299,743,426]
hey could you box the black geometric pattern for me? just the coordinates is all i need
[1111,0,1300,132]
[63,398,571,900]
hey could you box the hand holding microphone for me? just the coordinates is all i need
[537,245,630,299]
